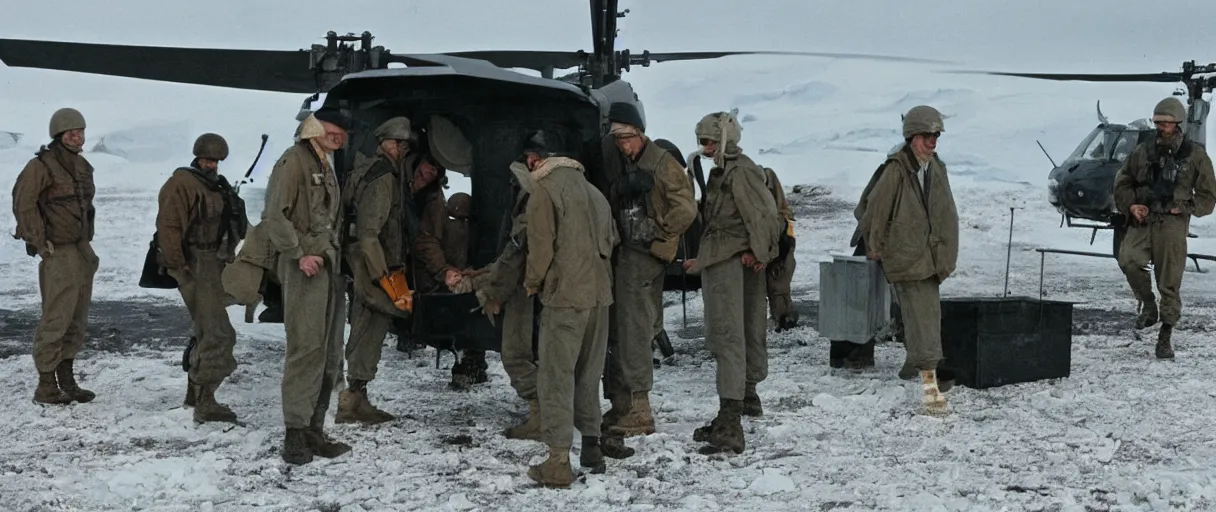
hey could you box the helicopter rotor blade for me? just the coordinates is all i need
[441,51,586,72]
[0,38,317,93]
[940,69,1184,83]
[641,50,955,65]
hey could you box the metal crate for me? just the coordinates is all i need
[818,255,890,343]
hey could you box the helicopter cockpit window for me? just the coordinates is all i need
[1064,128,1138,164]
[1111,132,1139,162]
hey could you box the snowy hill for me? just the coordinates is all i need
[4,1,1216,511]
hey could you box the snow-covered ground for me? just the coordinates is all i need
[5,1,1216,511]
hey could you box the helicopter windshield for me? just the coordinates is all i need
[1063,127,1140,165]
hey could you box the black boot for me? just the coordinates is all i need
[600,433,635,459]
[1156,324,1175,359]
[281,428,313,465]
[580,436,606,474]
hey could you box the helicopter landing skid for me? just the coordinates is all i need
[1060,213,1198,245]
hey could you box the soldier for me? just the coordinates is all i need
[263,109,353,464]
[601,102,696,439]
[763,166,799,331]
[681,111,783,454]
[453,168,541,439]
[1114,97,1216,359]
[442,192,487,386]
[859,105,959,414]
[410,153,462,293]
[337,116,413,425]
[12,108,98,405]
[518,130,618,487]
[157,133,246,423]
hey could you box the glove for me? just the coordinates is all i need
[378,268,413,313]
[649,237,679,263]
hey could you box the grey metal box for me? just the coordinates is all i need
[818,255,890,343]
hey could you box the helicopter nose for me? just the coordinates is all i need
[1047,178,1060,205]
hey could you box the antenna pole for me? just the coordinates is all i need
[1036,140,1058,168]
[1003,207,1015,297]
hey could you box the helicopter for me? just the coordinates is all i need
[951,61,1216,256]
[0,1,943,354]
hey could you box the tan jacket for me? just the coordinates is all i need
[155,167,230,268]
[345,152,407,284]
[860,146,959,283]
[618,140,697,262]
[693,153,783,271]
[11,142,96,252]
[524,157,617,309]
[764,167,794,234]
[261,141,342,264]
[1114,137,1216,219]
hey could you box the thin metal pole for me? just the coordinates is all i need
[1003,207,1014,297]
[1039,251,1046,302]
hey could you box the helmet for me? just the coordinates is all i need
[1153,97,1187,124]
[192,133,229,161]
[373,117,412,140]
[902,105,944,139]
[447,192,472,219]
[49,108,86,138]
[519,129,561,159]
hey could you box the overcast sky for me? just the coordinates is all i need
[2,0,1214,161]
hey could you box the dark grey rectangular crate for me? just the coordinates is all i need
[940,296,1074,389]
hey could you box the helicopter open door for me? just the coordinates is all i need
[321,64,603,355]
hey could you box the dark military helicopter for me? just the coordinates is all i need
[0,1,941,355]
[951,61,1216,256]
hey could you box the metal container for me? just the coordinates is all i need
[818,254,890,344]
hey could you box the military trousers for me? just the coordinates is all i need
[345,254,394,382]
[278,255,346,429]
[538,305,609,450]
[892,277,942,371]
[345,293,391,382]
[169,250,237,386]
[766,237,797,320]
[605,247,665,398]
[33,240,99,373]
[1117,214,1189,325]
[702,257,768,401]
[501,287,538,400]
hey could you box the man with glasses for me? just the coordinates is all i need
[601,102,696,444]
[858,105,958,415]
[338,116,413,425]
[1114,97,1216,359]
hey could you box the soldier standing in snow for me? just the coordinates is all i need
[762,166,799,331]
[859,105,959,414]
[1114,97,1216,359]
[682,111,783,453]
[11,108,99,405]
[156,133,246,424]
[519,130,619,487]
[262,109,353,464]
[601,102,697,441]
[337,116,413,425]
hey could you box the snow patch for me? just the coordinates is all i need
[90,120,195,163]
